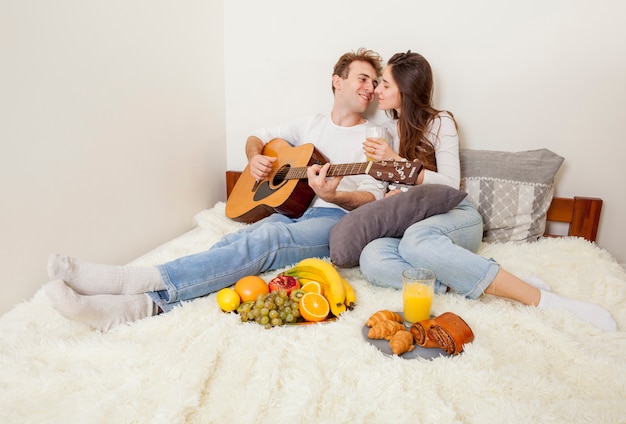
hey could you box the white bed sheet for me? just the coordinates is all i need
[1,202,625,423]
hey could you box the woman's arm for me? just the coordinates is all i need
[421,114,460,189]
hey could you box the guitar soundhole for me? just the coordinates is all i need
[252,164,290,202]
[272,165,290,185]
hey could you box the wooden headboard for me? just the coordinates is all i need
[225,170,602,242]
[544,196,602,241]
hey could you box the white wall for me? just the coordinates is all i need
[224,0,626,263]
[0,0,225,315]
[2,0,624,316]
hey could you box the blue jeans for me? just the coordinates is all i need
[359,198,499,299]
[148,207,346,312]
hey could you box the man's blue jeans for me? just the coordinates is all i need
[148,207,346,312]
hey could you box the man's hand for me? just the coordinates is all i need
[307,163,342,202]
[249,154,277,181]
[245,136,277,181]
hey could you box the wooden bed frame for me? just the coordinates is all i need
[225,170,602,242]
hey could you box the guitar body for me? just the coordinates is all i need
[225,139,329,223]
[226,138,423,224]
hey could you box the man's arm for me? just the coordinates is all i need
[327,190,376,211]
[307,163,376,211]
[245,136,276,181]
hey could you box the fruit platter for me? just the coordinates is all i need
[216,257,356,328]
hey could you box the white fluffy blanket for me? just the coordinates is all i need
[1,202,625,424]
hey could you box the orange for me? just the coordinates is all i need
[301,281,322,294]
[234,275,269,302]
[216,288,240,312]
[299,292,329,322]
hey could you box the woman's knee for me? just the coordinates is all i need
[359,240,382,273]
[359,238,398,272]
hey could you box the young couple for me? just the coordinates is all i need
[45,48,616,332]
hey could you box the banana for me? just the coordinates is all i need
[282,258,347,316]
[295,277,320,286]
[341,277,356,310]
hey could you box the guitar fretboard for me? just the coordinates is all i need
[284,162,372,180]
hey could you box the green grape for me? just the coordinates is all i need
[246,311,255,321]
[283,306,292,314]
[268,310,279,319]
[260,307,269,316]
[275,297,285,307]
[255,300,264,309]
[285,313,295,323]
[260,315,270,325]
[271,317,282,326]
[278,290,288,299]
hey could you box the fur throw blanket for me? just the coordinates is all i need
[1,202,625,423]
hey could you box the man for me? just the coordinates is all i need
[45,48,390,331]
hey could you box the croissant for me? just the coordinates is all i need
[389,330,415,355]
[366,310,403,327]
[367,320,406,340]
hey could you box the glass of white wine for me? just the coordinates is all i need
[365,126,388,161]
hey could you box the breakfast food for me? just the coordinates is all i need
[367,320,406,340]
[389,330,415,355]
[409,319,440,348]
[365,310,403,327]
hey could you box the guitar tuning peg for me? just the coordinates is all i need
[389,184,396,191]
[400,187,409,192]
[377,183,385,189]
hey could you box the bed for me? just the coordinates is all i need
[1,149,625,423]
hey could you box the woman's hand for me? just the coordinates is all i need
[384,189,402,198]
[363,138,397,161]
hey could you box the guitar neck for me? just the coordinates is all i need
[286,162,372,180]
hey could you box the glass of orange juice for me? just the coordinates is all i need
[402,268,436,325]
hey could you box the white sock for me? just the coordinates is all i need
[48,254,165,295]
[44,280,157,331]
[538,289,617,332]
[523,276,552,292]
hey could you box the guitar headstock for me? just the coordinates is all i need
[367,159,424,185]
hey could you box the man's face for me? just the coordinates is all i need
[334,61,378,113]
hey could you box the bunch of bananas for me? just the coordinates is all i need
[282,257,356,317]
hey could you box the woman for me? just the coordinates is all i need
[360,51,616,331]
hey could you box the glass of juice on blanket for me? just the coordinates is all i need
[402,268,436,325]
[365,126,388,161]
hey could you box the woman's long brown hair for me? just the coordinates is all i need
[386,51,456,171]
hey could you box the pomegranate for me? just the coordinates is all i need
[268,275,300,295]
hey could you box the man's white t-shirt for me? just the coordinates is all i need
[252,114,393,209]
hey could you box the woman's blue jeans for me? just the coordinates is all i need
[148,207,346,312]
[359,198,500,299]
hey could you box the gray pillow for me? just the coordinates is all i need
[329,184,467,267]
[460,148,564,243]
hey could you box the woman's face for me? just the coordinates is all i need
[375,65,401,114]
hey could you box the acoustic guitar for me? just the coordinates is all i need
[225,138,422,223]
